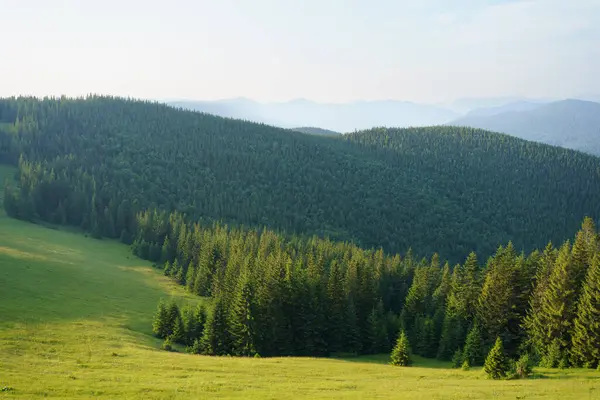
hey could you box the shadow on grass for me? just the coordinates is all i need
[333,353,453,369]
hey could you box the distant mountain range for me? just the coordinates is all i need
[168,97,600,156]
[169,99,459,132]
[451,99,600,156]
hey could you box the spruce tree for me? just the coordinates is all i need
[462,322,483,366]
[171,313,185,344]
[477,244,519,351]
[344,298,362,355]
[524,242,557,357]
[570,255,600,368]
[438,253,480,360]
[166,300,180,337]
[537,241,579,364]
[152,300,169,338]
[390,330,412,366]
[366,304,389,354]
[229,273,258,356]
[483,337,509,380]
[326,260,345,353]
[451,348,464,368]
[200,297,231,356]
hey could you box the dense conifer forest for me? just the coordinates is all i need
[1,95,599,370]
[143,210,600,371]
[1,96,600,262]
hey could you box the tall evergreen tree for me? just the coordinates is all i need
[344,298,362,355]
[536,241,580,364]
[524,242,557,357]
[152,300,169,338]
[229,272,258,356]
[570,255,600,368]
[200,297,232,356]
[326,260,346,353]
[438,252,480,360]
[462,322,484,366]
[477,243,520,353]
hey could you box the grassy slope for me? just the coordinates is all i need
[0,165,598,399]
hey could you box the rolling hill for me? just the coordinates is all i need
[451,99,600,155]
[1,96,600,263]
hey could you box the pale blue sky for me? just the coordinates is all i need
[1,0,598,103]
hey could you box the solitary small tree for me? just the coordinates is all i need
[484,337,509,379]
[390,330,412,366]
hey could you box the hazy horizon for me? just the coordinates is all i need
[2,0,599,104]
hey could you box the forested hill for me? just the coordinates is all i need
[1,96,600,262]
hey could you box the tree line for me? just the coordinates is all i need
[144,208,599,369]
[2,96,600,263]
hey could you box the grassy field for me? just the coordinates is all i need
[0,165,599,399]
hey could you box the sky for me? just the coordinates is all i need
[1,0,599,104]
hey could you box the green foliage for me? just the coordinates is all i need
[229,272,258,357]
[511,354,533,379]
[200,297,231,356]
[161,336,174,352]
[461,359,470,371]
[390,331,412,366]
[540,339,566,368]
[451,348,463,368]
[187,338,203,355]
[570,255,600,368]
[170,314,185,344]
[484,337,509,380]
[462,322,484,366]
[152,300,170,339]
[438,253,480,360]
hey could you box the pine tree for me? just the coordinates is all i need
[152,300,169,338]
[229,273,258,356]
[166,300,180,337]
[390,330,412,366]
[366,303,389,354]
[171,313,185,344]
[451,348,464,368]
[462,322,484,366]
[524,242,557,357]
[438,252,480,360]
[181,304,207,346]
[536,241,580,364]
[484,337,509,380]
[477,244,519,351]
[200,296,231,356]
[344,298,362,355]
[161,235,173,262]
[326,260,345,353]
[570,255,600,368]
[193,261,213,297]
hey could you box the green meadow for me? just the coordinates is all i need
[0,165,598,399]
